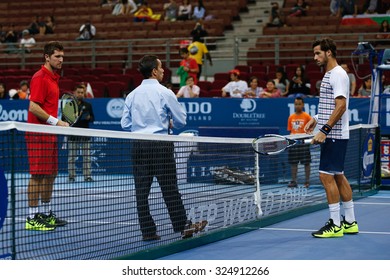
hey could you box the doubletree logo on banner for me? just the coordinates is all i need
[233,99,265,125]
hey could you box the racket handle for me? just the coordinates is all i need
[304,139,313,144]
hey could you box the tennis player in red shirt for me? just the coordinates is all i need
[25,41,69,231]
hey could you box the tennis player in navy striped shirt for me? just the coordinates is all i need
[121,55,207,241]
[305,38,359,238]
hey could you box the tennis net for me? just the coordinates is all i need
[0,121,380,260]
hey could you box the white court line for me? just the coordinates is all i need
[259,227,390,235]
[355,202,390,205]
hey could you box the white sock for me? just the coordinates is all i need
[41,202,51,215]
[29,207,38,219]
[329,203,340,227]
[342,200,356,223]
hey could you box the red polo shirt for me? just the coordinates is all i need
[28,65,60,124]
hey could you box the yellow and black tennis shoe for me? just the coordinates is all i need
[25,214,56,231]
[312,219,344,238]
[38,211,68,227]
[341,216,359,234]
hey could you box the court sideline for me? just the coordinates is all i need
[160,191,390,260]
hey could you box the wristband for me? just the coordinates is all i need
[319,124,332,135]
[46,115,59,126]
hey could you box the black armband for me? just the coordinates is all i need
[319,124,332,135]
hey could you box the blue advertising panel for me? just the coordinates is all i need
[0,98,371,135]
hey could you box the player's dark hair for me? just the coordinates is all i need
[312,37,337,57]
[138,55,159,79]
[43,41,64,57]
[295,96,304,103]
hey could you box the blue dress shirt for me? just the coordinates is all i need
[121,79,187,134]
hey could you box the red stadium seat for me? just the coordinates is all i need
[58,79,75,92]
[90,81,107,98]
[106,81,126,98]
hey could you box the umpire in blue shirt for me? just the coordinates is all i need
[121,55,207,241]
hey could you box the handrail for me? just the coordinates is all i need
[0,32,386,78]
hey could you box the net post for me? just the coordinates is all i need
[357,126,363,191]
[253,152,263,218]
[10,128,16,260]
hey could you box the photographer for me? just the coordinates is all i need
[76,21,96,41]
[190,20,208,41]
[267,2,284,27]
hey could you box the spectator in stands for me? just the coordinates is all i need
[188,34,213,80]
[163,0,178,21]
[4,24,18,43]
[76,21,96,40]
[244,76,263,98]
[363,0,378,14]
[133,2,161,22]
[288,66,311,97]
[338,0,358,17]
[4,24,19,53]
[176,76,200,98]
[112,0,137,15]
[177,47,199,87]
[192,0,206,20]
[273,67,290,96]
[376,19,390,45]
[341,63,357,96]
[27,15,42,35]
[267,2,284,27]
[330,0,339,16]
[358,76,372,97]
[190,20,208,41]
[8,80,30,100]
[289,0,309,17]
[383,74,390,94]
[17,80,30,100]
[221,69,248,98]
[39,16,56,35]
[259,80,282,98]
[177,0,192,21]
[0,82,10,100]
[19,29,36,53]
[123,0,138,14]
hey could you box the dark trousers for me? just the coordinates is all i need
[132,140,187,237]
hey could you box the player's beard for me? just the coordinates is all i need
[49,61,62,71]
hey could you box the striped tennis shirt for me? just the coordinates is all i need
[317,65,350,139]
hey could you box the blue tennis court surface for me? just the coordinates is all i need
[160,191,390,260]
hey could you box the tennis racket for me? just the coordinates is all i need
[60,93,81,126]
[252,134,313,155]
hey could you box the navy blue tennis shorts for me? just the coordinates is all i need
[319,138,349,174]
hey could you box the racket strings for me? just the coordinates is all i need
[62,97,79,124]
[253,137,288,154]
